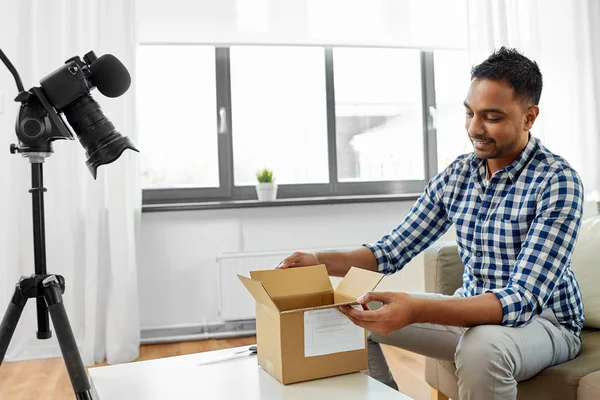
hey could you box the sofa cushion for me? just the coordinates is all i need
[516,329,600,399]
[578,370,600,400]
[430,329,600,400]
[570,216,600,329]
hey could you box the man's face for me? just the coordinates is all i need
[463,79,537,162]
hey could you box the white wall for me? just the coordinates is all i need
[137,200,453,330]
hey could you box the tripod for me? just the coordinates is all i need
[0,152,93,399]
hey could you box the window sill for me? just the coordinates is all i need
[142,193,421,212]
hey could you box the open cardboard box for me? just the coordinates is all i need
[238,264,384,384]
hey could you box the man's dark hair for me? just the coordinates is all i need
[471,47,543,106]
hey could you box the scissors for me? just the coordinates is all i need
[235,345,257,355]
[197,345,257,366]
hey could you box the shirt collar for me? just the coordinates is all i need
[469,134,538,183]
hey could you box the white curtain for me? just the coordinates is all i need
[0,0,140,365]
[466,0,600,199]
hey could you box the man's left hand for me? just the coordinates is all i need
[338,292,416,335]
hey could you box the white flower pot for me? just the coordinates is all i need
[255,182,278,201]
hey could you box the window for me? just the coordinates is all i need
[139,45,470,205]
[137,46,219,189]
[230,46,329,186]
[333,48,424,182]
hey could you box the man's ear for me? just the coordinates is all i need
[524,105,540,131]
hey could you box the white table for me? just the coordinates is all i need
[88,345,412,399]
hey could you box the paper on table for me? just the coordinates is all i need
[304,305,365,357]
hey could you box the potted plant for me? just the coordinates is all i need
[255,167,277,201]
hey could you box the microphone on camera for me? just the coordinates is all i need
[90,54,131,98]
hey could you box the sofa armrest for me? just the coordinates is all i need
[424,242,464,295]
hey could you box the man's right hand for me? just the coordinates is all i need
[276,251,320,269]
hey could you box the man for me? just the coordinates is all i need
[277,47,584,399]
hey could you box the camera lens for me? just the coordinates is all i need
[62,94,138,178]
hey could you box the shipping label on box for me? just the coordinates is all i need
[304,306,365,357]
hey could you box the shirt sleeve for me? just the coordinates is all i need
[363,165,454,274]
[486,168,583,327]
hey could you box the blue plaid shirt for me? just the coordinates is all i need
[365,134,585,335]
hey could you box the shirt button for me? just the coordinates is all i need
[476,252,482,257]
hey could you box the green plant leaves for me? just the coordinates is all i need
[256,167,274,183]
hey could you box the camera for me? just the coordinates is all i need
[12,50,138,178]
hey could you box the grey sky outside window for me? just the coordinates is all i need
[433,50,473,172]
[140,45,469,207]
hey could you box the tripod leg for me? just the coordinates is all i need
[0,285,28,365]
[43,276,93,400]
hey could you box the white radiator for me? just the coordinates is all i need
[217,250,292,321]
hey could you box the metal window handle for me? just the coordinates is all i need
[428,105,437,129]
[218,107,227,134]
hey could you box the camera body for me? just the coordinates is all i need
[39,51,98,111]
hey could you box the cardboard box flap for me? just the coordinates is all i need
[250,265,332,298]
[238,275,279,311]
[334,267,384,303]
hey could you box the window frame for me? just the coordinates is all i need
[141,46,438,205]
